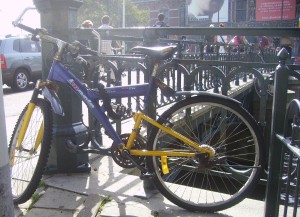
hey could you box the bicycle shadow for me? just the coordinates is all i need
[74,153,234,217]
[38,153,245,217]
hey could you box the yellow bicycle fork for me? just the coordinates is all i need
[16,81,47,152]
[16,103,44,152]
[11,101,40,167]
[12,104,43,164]
[17,102,36,148]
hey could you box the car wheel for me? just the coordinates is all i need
[12,69,29,91]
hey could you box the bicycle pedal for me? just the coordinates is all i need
[140,172,154,180]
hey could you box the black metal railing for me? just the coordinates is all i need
[74,27,300,140]
[265,48,300,217]
[274,99,300,217]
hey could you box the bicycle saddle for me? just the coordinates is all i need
[130,45,177,60]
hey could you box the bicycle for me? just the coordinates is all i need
[9,8,265,212]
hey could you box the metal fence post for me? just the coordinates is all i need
[264,48,290,217]
[133,57,159,199]
[0,67,15,217]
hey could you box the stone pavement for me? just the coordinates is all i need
[14,153,269,217]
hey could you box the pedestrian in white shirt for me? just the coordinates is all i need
[98,15,114,55]
[217,23,228,53]
[98,15,122,84]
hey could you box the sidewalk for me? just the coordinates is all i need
[14,153,268,217]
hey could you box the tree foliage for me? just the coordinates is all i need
[78,0,149,28]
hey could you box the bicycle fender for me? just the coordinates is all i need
[42,87,64,116]
[175,91,241,105]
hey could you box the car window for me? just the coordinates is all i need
[13,39,40,53]
[13,39,21,52]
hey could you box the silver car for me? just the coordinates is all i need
[0,35,42,91]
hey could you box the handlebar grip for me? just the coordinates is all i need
[13,23,37,35]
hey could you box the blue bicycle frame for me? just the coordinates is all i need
[46,59,156,148]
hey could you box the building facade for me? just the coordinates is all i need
[132,0,300,28]
[132,0,300,57]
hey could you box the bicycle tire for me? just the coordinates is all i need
[146,95,265,212]
[9,99,53,204]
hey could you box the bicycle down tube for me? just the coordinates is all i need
[48,59,143,147]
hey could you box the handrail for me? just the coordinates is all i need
[72,27,300,38]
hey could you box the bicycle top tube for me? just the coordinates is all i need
[48,59,153,100]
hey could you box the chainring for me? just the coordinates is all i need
[111,133,146,168]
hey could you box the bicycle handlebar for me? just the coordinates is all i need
[14,22,37,36]
[73,41,99,56]
[13,7,100,58]
[12,7,36,29]
[13,7,121,120]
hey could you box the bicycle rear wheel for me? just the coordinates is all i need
[147,95,264,212]
[9,98,53,204]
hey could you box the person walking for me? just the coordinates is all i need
[81,19,94,29]
[99,15,115,55]
[153,13,169,27]
[280,37,293,58]
[228,35,248,53]
[79,20,94,48]
[98,15,122,83]
[151,13,169,45]
[99,15,122,54]
[216,23,228,53]
[205,24,217,53]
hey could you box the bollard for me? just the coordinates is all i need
[264,48,290,217]
[33,0,90,174]
[0,67,15,217]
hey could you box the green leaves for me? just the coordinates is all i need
[78,0,149,28]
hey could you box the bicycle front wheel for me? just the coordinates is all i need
[9,99,53,204]
[147,95,264,212]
